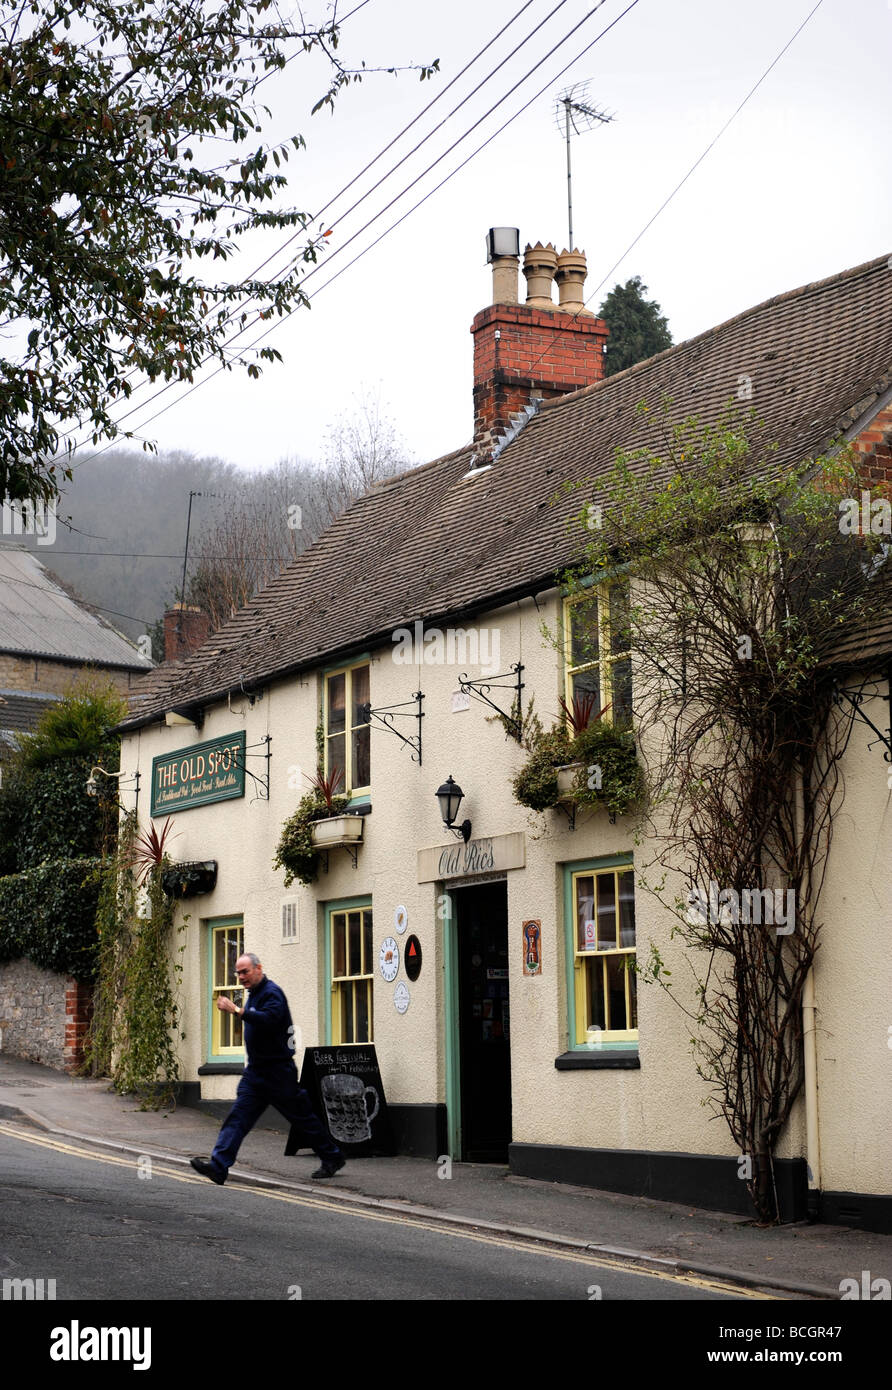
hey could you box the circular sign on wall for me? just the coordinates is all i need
[404,934,422,982]
[379,937,399,982]
[394,982,410,1014]
[394,904,408,935]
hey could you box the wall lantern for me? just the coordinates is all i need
[86,765,140,807]
[435,775,472,843]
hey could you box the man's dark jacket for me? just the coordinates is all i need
[242,976,294,1068]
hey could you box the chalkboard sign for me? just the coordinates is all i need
[289,1044,394,1157]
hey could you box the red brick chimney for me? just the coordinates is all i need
[471,228,608,465]
[163,604,210,663]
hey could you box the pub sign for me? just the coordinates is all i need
[151,732,246,816]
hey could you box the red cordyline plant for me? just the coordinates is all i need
[557,692,611,735]
[305,766,344,812]
[130,817,179,884]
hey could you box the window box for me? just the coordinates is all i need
[311,815,365,849]
[161,859,218,899]
[556,763,583,798]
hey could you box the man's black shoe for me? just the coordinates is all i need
[190,1156,226,1185]
[311,1156,346,1179]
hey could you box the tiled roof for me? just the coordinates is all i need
[0,547,154,671]
[121,253,892,730]
[0,687,62,736]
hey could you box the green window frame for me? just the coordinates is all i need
[324,661,371,795]
[208,916,245,1060]
[563,856,637,1048]
[563,581,632,727]
[324,898,373,1045]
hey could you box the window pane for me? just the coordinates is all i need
[610,658,633,728]
[584,957,606,1031]
[572,668,601,715]
[575,875,595,951]
[609,584,631,654]
[619,871,636,947]
[356,980,370,1043]
[348,912,361,975]
[214,930,226,988]
[327,673,346,733]
[352,725,370,788]
[351,664,370,726]
[606,954,629,1031]
[226,929,241,984]
[628,962,638,1030]
[343,984,354,1043]
[570,599,599,667]
[596,874,617,949]
[363,910,372,974]
[327,732,346,788]
[332,914,346,977]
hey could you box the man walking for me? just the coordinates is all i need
[190,953,345,1185]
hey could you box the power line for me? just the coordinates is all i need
[60,0,542,447]
[67,0,628,460]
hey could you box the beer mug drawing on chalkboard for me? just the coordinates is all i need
[320,1072,380,1144]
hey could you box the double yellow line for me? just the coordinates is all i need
[0,1121,776,1299]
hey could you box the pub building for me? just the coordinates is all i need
[118,239,892,1229]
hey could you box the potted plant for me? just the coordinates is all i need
[554,693,609,796]
[512,695,643,818]
[273,770,356,887]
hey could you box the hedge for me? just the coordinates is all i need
[0,858,102,982]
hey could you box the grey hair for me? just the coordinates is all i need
[243,952,261,967]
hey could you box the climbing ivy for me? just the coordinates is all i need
[85,813,187,1109]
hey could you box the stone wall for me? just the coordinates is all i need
[0,653,138,696]
[0,958,92,1071]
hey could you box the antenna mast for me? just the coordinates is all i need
[555,83,614,249]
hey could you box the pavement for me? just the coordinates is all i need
[1,1054,889,1301]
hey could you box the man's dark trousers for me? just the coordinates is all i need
[210,1060,341,1177]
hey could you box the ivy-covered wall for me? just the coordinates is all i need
[0,858,101,981]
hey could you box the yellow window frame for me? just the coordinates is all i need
[330,904,374,1044]
[571,866,637,1044]
[563,582,632,724]
[210,919,245,1057]
[324,660,371,796]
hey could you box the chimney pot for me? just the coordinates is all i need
[522,241,558,309]
[555,248,593,315]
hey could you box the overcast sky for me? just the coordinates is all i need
[67,0,892,477]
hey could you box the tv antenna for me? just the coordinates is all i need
[554,82,615,249]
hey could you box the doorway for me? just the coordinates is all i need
[451,880,511,1162]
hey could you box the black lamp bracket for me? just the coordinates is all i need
[458,663,525,740]
[359,693,424,765]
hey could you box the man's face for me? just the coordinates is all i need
[235,956,263,990]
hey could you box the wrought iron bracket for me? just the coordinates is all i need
[318,845,360,873]
[458,664,525,740]
[360,693,424,765]
[232,734,272,803]
[833,676,892,762]
[553,799,616,830]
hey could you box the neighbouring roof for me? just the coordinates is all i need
[0,547,153,672]
[120,253,892,732]
[0,687,62,752]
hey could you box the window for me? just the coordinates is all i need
[324,661,371,794]
[564,582,632,726]
[209,918,244,1057]
[327,901,373,1044]
[567,862,637,1045]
